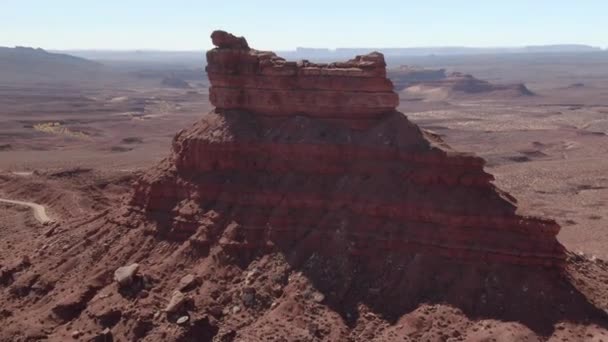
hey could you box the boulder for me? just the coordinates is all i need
[165,290,187,313]
[113,263,139,287]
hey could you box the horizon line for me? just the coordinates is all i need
[31,44,605,53]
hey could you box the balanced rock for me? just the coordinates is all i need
[211,30,249,49]
[130,31,565,268]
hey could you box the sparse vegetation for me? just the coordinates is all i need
[33,122,89,139]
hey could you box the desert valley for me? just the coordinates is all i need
[1,30,608,341]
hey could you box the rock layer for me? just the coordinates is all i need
[130,31,565,267]
[206,31,399,120]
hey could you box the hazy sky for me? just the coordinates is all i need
[2,0,607,50]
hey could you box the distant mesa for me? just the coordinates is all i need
[389,66,448,90]
[392,68,535,100]
[161,76,191,89]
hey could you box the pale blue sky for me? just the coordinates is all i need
[1,0,606,50]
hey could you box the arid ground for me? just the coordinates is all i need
[1,50,607,341]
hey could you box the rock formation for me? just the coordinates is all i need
[399,71,535,100]
[205,33,398,122]
[389,66,448,91]
[129,30,565,268]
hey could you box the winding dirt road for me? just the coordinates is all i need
[0,198,52,224]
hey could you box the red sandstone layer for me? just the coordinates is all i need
[206,31,399,119]
[129,109,565,267]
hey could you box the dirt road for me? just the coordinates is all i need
[0,198,52,224]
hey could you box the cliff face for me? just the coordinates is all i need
[130,30,565,267]
[206,31,399,120]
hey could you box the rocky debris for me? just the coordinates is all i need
[311,291,325,303]
[0,256,31,286]
[177,273,199,292]
[113,263,139,287]
[92,327,113,342]
[389,66,448,90]
[161,76,191,89]
[165,290,187,313]
[0,309,12,318]
[8,272,40,297]
[241,287,256,307]
[52,282,103,321]
[245,268,260,285]
[94,307,123,328]
[177,315,219,341]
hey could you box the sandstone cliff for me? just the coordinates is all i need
[130,30,565,268]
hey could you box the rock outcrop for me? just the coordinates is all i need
[400,71,535,100]
[206,33,398,121]
[431,72,534,96]
[129,30,565,268]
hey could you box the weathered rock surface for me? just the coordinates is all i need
[165,290,186,313]
[129,31,565,268]
[389,66,448,91]
[206,30,398,120]
[113,263,139,287]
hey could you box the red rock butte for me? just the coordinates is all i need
[129,30,566,268]
[206,31,399,121]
